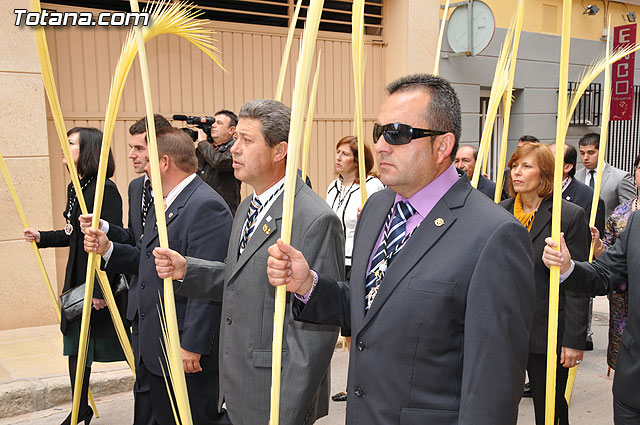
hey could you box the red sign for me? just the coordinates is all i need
[611,23,636,121]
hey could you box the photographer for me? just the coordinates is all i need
[193,110,241,215]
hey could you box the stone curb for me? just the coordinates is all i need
[0,367,133,419]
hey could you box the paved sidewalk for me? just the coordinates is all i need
[0,297,618,424]
[0,324,132,418]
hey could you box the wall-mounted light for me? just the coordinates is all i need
[583,4,600,15]
[624,11,637,22]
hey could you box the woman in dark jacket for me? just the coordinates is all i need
[23,127,128,425]
[501,142,590,425]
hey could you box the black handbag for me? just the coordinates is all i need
[60,274,129,322]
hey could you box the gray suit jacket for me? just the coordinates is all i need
[576,163,636,218]
[294,177,536,425]
[176,176,344,425]
[563,211,640,410]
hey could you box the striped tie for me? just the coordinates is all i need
[239,196,262,254]
[364,201,415,311]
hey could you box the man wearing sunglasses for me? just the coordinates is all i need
[267,74,536,424]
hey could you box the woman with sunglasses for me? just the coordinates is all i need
[500,142,590,425]
[326,135,383,402]
[23,127,128,425]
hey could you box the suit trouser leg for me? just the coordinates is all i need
[146,355,223,425]
[614,397,640,425]
[132,320,157,425]
[527,352,570,425]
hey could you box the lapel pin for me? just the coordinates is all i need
[266,216,272,223]
[263,224,271,235]
[434,217,445,227]
[168,212,174,218]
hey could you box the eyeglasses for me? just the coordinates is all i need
[373,123,448,145]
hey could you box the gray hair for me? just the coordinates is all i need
[386,74,461,160]
[239,100,291,147]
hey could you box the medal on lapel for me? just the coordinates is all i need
[263,223,271,235]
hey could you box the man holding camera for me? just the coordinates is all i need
[195,109,242,215]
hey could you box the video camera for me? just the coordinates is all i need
[173,114,215,142]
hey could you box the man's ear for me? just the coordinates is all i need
[273,141,288,163]
[160,154,170,171]
[436,133,455,164]
[564,163,574,175]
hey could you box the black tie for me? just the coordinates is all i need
[142,179,152,228]
[588,170,595,189]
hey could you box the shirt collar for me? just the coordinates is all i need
[254,176,286,204]
[165,173,197,209]
[562,176,572,192]
[394,163,459,218]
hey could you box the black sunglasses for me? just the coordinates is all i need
[373,123,448,145]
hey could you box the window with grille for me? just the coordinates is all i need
[568,82,601,126]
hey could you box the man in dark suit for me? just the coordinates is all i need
[266,74,536,425]
[84,128,232,424]
[80,114,172,425]
[543,213,640,424]
[454,144,498,199]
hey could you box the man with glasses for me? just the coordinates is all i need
[266,74,536,424]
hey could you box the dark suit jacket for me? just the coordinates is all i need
[477,174,497,199]
[563,177,606,236]
[295,177,536,425]
[196,137,241,215]
[39,178,126,337]
[563,210,640,409]
[107,175,145,321]
[106,176,232,376]
[501,197,590,353]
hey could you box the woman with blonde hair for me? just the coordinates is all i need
[500,142,590,425]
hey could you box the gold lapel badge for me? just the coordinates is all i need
[168,212,174,218]
[434,217,445,227]
[263,224,271,235]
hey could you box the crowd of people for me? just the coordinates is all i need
[23,73,640,425]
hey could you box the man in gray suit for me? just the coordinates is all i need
[543,215,640,424]
[153,100,344,425]
[267,74,536,425]
[577,133,636,218]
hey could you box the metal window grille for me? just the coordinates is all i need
[568,82,601,127]
[43,0,384,35]
[608,85,640,174]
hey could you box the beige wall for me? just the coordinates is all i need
[385,0,440,83]
[2,1,447,330]
[0,0,59,329]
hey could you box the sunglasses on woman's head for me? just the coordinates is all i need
[373,123,448,145]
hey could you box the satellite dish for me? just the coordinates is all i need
[446,1,495,56]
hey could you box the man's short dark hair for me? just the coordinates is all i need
[239,100,291,148]
[386,74,462,160]
[564,144,578,178]
[215,109,238,127]
[155,127,198,173]
[129,114,171,136]
[69,127,115,179]
[519,135,539,144]
[579,133,600,149]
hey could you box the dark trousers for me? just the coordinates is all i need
[143,357,221,425]
[132,320,155,425]
[614,397,640,425]
[527,352,569,425]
